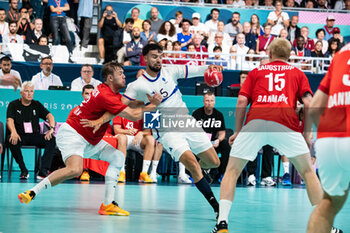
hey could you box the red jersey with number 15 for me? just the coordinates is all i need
[317,44,350,139]
[113,116,143,135]
[239,61,312,132]
[66,83,128,145]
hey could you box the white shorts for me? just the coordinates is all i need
[230,119,309,161]
[157,130,213,161]
[126,135,143,154]
[316,138,350,196]
[56,123,120,163]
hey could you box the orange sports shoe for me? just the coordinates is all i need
[18,190,36,204]
[98,201,130,216]
[138,171,153,183]
[118,171,126,183]
[80,171,90,181]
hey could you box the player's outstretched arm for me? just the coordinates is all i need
[229,95,248,146]
[309,90,328,127]
[184,64,223,79]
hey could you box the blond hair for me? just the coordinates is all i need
[268,38,291,61]
[21,81,34,92]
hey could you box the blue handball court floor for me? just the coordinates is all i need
[0,173,349,233]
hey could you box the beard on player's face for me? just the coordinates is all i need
[149,64,161,72]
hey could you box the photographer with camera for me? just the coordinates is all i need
[97,5,122,64]
[16,7,32,40]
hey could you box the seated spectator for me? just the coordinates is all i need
[250,14,264,39]
[224,12,242,41]
[288,50,299,66]
[229,0,246,7]
[31,56,63,90]
[124,27,147,66]
[205,8,220,34]
[158,21,177,42]
[208,32,230,56]
[236,22,256,50]
[256,23,274,55]
[208,21,232,48]
[242,49,259,71]
[344,0,350,9]
[0,56,22,89]
[37,35,48,45]
[279,29,289,40]
[330,27,345,49]
[169,11,183,34]
[25,18,43,44]
[183,43,200,66]
[292,35,312,70]
[311,41,324,72]
[293,26,314,51]
[129,7,143,31]
[285,0,297,7]
[140,20,157,43]
[158,38,167,49]
[0,8,9,38]
[264,0,274,6]
[162,40,176,65]
[7,81,56,179]
[26,4,35,23]
[193,33,208,65]
[149,7,164,34]
[287,15,300,44]
[228,45,237,70]
[2,20,23,55]
[48,0,74,58]
[305,0,316,7]
[114,18,134,64]
[232,33,249,70]
[317,0,329,8]
[98,5,122,64]
[17,7,32,40]
[177,19,192,51]
[6,0,20,22]
[71,64,101,91]
[190,12,208,39]
[324,38,340,63]
[323,15,335,41]
[206,46,228,67]
[267,0,289,37]
[313,28,328,54]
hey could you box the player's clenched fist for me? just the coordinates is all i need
[147,92,162,106]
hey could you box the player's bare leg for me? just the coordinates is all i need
[289,153,323,205]
[139,135,155,182]
[307,191,348,233]
[197,147,221,169]
[180,150,220,218]
[117,134,127,183]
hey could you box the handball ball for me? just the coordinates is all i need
[204,68,223,87]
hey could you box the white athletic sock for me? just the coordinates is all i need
[283,162,290,174]
[31,177,51,195]
[217,199,232,224]
[179,162,186,177]
[150,160,159,176]
[121,165,125,172]
[142,160,151,173]
[104,182,116,205]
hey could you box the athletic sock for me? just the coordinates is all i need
[150,160,159,176]
[121,165,125,172]
[217,200,232,224]
[31,177,51,195]
[142,160,151,173]
[179,162,186,177]
[283,162,290,174]
[195,177,219,213]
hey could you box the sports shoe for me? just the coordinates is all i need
[260,177,276,186]
[80,171,90,181]
[178,174,192,184]
[138,171,153,183]
[331,227,343,233]
[18,190,36,204]
[98,201,130,216]
[36,170,49,180]
[19,170,29,180]
[203,169,214,184]
[118,171,126,183]
[211,220,229,233]
[247,174,256,186]
[149,173,158,183]
[282,173,292,186]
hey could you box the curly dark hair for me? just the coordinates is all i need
[158,21,176,37]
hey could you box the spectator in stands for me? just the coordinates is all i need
[114,18,134,64]
[242,49,259,71]
[264,0,274,6]
[232,33,249,70]
[25,18,43,44]
[305,0,316,7]
[238,22,256,50]
[192,92,231,183]
[313,28,328,54]
[285,0,296,7]
[292,35,312,70]
[330,27,345,49]
[190,12,208,39]
[2,20,23,55]
[162,40,176,65]
[206,46,228,67]
[193,33,208,65]
[6,0,20,22]
[0,8,9,37]
[224,12,242,40]
[228,45,237,70]
[169,11,183,34]
[324,38,340,62]
[182,43,200,66]
[311,41,324,72]
[279,29,288,40]
[140,20,157,43]
[158,21,177,42]
[209,21,232,48]
[26,4,35,23]
[256,23,274,55]
[129,7,143,31]
[98,5,122,64]
[229,0,246,7]
[37,35,48,45]
[323,15,335,41]
[0,56,22,89]
[208,32,230,55]
[7,81,56,179]
[293,26,314,51]
[317,0,329,8]
[177,19,192,51]
[124,27,147,66]
[71,64,101,91]
[31,56,63,90]
[250,14,263,39]
[205,8,220,34]
[344,0,350,9]
[149,7,164,34]
[48,0,73,59]
[244,0,255,6]
[17,7,32,40]
[267,0,289,37]
[289,50,298,64]
[77,0,94,49]
[158,38,167,49]
[287,15,300,44]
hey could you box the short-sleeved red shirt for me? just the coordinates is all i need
[239,61,312,132]
[317,44,350,139]
[66,83,127,145]
[113,116,143,135]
